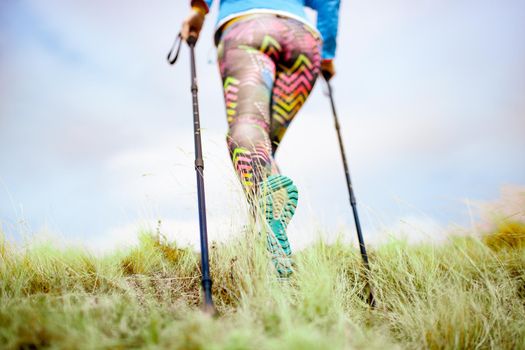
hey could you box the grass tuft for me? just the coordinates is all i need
[484,220,525,251]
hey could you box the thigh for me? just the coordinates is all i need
[218,25,276,130]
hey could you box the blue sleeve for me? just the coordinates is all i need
[305,0,341,60]
[190,0,213,12]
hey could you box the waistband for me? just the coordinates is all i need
[214,11,321,46]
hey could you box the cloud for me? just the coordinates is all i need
[371,215,445,244]
[83,216,246,254]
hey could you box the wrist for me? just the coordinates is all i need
[192,5,206,17]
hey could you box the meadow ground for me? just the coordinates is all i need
[1,221,524,349]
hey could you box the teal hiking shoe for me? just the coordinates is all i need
[259,174,298,277]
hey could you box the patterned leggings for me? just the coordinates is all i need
[218,14,321,201]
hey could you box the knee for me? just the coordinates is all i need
[227,122,267,150]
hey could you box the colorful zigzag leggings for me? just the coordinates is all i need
[218,14,321,200]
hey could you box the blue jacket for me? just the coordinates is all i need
[191,0,341,60]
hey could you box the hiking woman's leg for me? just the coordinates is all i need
[270,23,322,155]
[218,25,276,205]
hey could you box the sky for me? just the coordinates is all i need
[1,0,524,252]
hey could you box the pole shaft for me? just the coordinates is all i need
[326,81,375,307]
[189,42,214,308]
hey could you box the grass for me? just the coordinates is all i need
[1,223,525,349]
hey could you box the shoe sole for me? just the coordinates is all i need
[259,175,298,277]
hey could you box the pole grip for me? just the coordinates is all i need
[187,35,197,47]
[322,69,333,82]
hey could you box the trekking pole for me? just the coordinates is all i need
[322,72,376,308]
[167,33,215,314]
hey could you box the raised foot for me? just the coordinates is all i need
[259,174,299,277]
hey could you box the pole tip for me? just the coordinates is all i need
[201,302,218,317]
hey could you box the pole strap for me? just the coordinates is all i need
[167,32,183,65]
